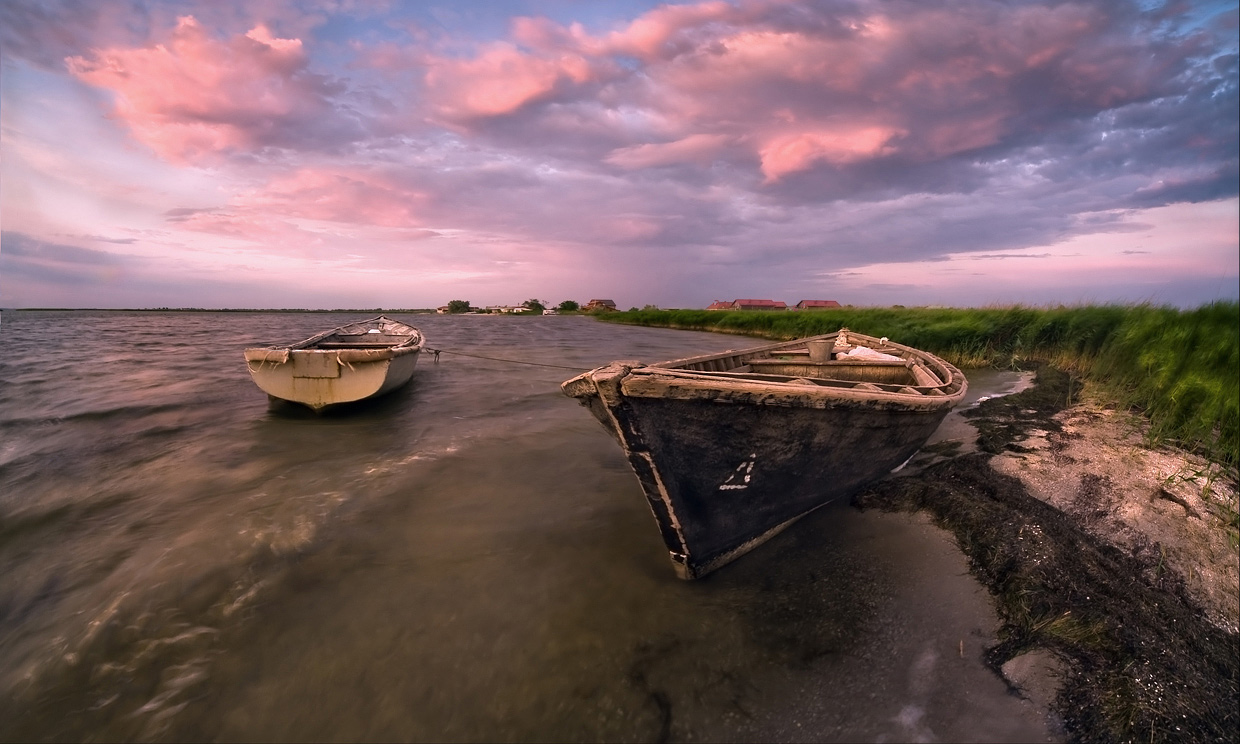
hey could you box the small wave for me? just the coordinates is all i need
[361,444,462,477]
[0,490,136,545]
[58,402,187,424]
[1,402,186,428]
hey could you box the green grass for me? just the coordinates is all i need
[598,303,1240,467]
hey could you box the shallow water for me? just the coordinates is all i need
[0,311,1052,742]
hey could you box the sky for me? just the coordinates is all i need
[1,0,1236,310]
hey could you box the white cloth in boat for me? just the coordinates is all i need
[842,346,903,361]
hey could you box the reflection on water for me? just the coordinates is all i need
[0,311,1052,742]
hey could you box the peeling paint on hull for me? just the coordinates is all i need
[563,329,967,579]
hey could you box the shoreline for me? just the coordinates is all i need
[990,395,1238,635]
[855,364,1239,742]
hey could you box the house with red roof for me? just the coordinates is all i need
[794,300,841,310]
[731,299,787,311]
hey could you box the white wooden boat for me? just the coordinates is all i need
[244,316,424,411]
[562,329,967,579]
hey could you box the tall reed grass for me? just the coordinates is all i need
[598,303,1239,467]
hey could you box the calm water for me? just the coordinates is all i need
[0,311,1049,742]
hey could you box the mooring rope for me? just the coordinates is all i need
[425,347,591,372]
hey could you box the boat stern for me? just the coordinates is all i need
[245,347,412,411]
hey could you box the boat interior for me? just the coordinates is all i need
[289,317,422,350]
[311,331,417,349]
[646,334,958,396]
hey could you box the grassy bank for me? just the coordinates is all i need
[597,303,1239,468]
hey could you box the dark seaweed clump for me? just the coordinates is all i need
[855,366,1239,744]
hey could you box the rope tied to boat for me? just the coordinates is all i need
[424,347,590,371]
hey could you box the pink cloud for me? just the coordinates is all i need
[652,28,876,97]
[600,215,664,243]
[628,4,1146,167]
[606,133,732,169]
[758,127,905,181]
[398,0,1178,181]
[420,1,749,124]
[163,168,430,247]
[921,113,1008,159]
[424,42,598,120]
[598,1,739,61]
[238,168,428,228]
[67,16,356,162]
[510,2,741,61]
[170,210,288,241]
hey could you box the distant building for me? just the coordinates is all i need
[794,300,841,310]
[436,306,450,314]
[485,305,527,313]
[585,299,618,311]
[706,300,734,310]
[731,299,787,311]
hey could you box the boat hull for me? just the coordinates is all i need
[563,331,966,579]
[245,346,421,411]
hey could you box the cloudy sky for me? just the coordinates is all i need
[2,0,1236,310]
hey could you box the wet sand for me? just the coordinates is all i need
[856,364,1239,743]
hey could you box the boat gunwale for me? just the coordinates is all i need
[628,366,960,397]
[569,329,967,407]
[647,332,838,370]
[620,371,964,411]
[244,315,425,357]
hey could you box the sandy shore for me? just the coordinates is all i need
[990,398,1238,634]
[855,364,1239,743]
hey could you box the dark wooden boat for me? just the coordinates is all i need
[562,329,967,579]
[244,315,424,411]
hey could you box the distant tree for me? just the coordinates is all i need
[641,304,660,311]
[557,300,580,312]
[522,298,546,313]
[446,300,471,313]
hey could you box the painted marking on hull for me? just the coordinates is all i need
[719,453,757,490]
